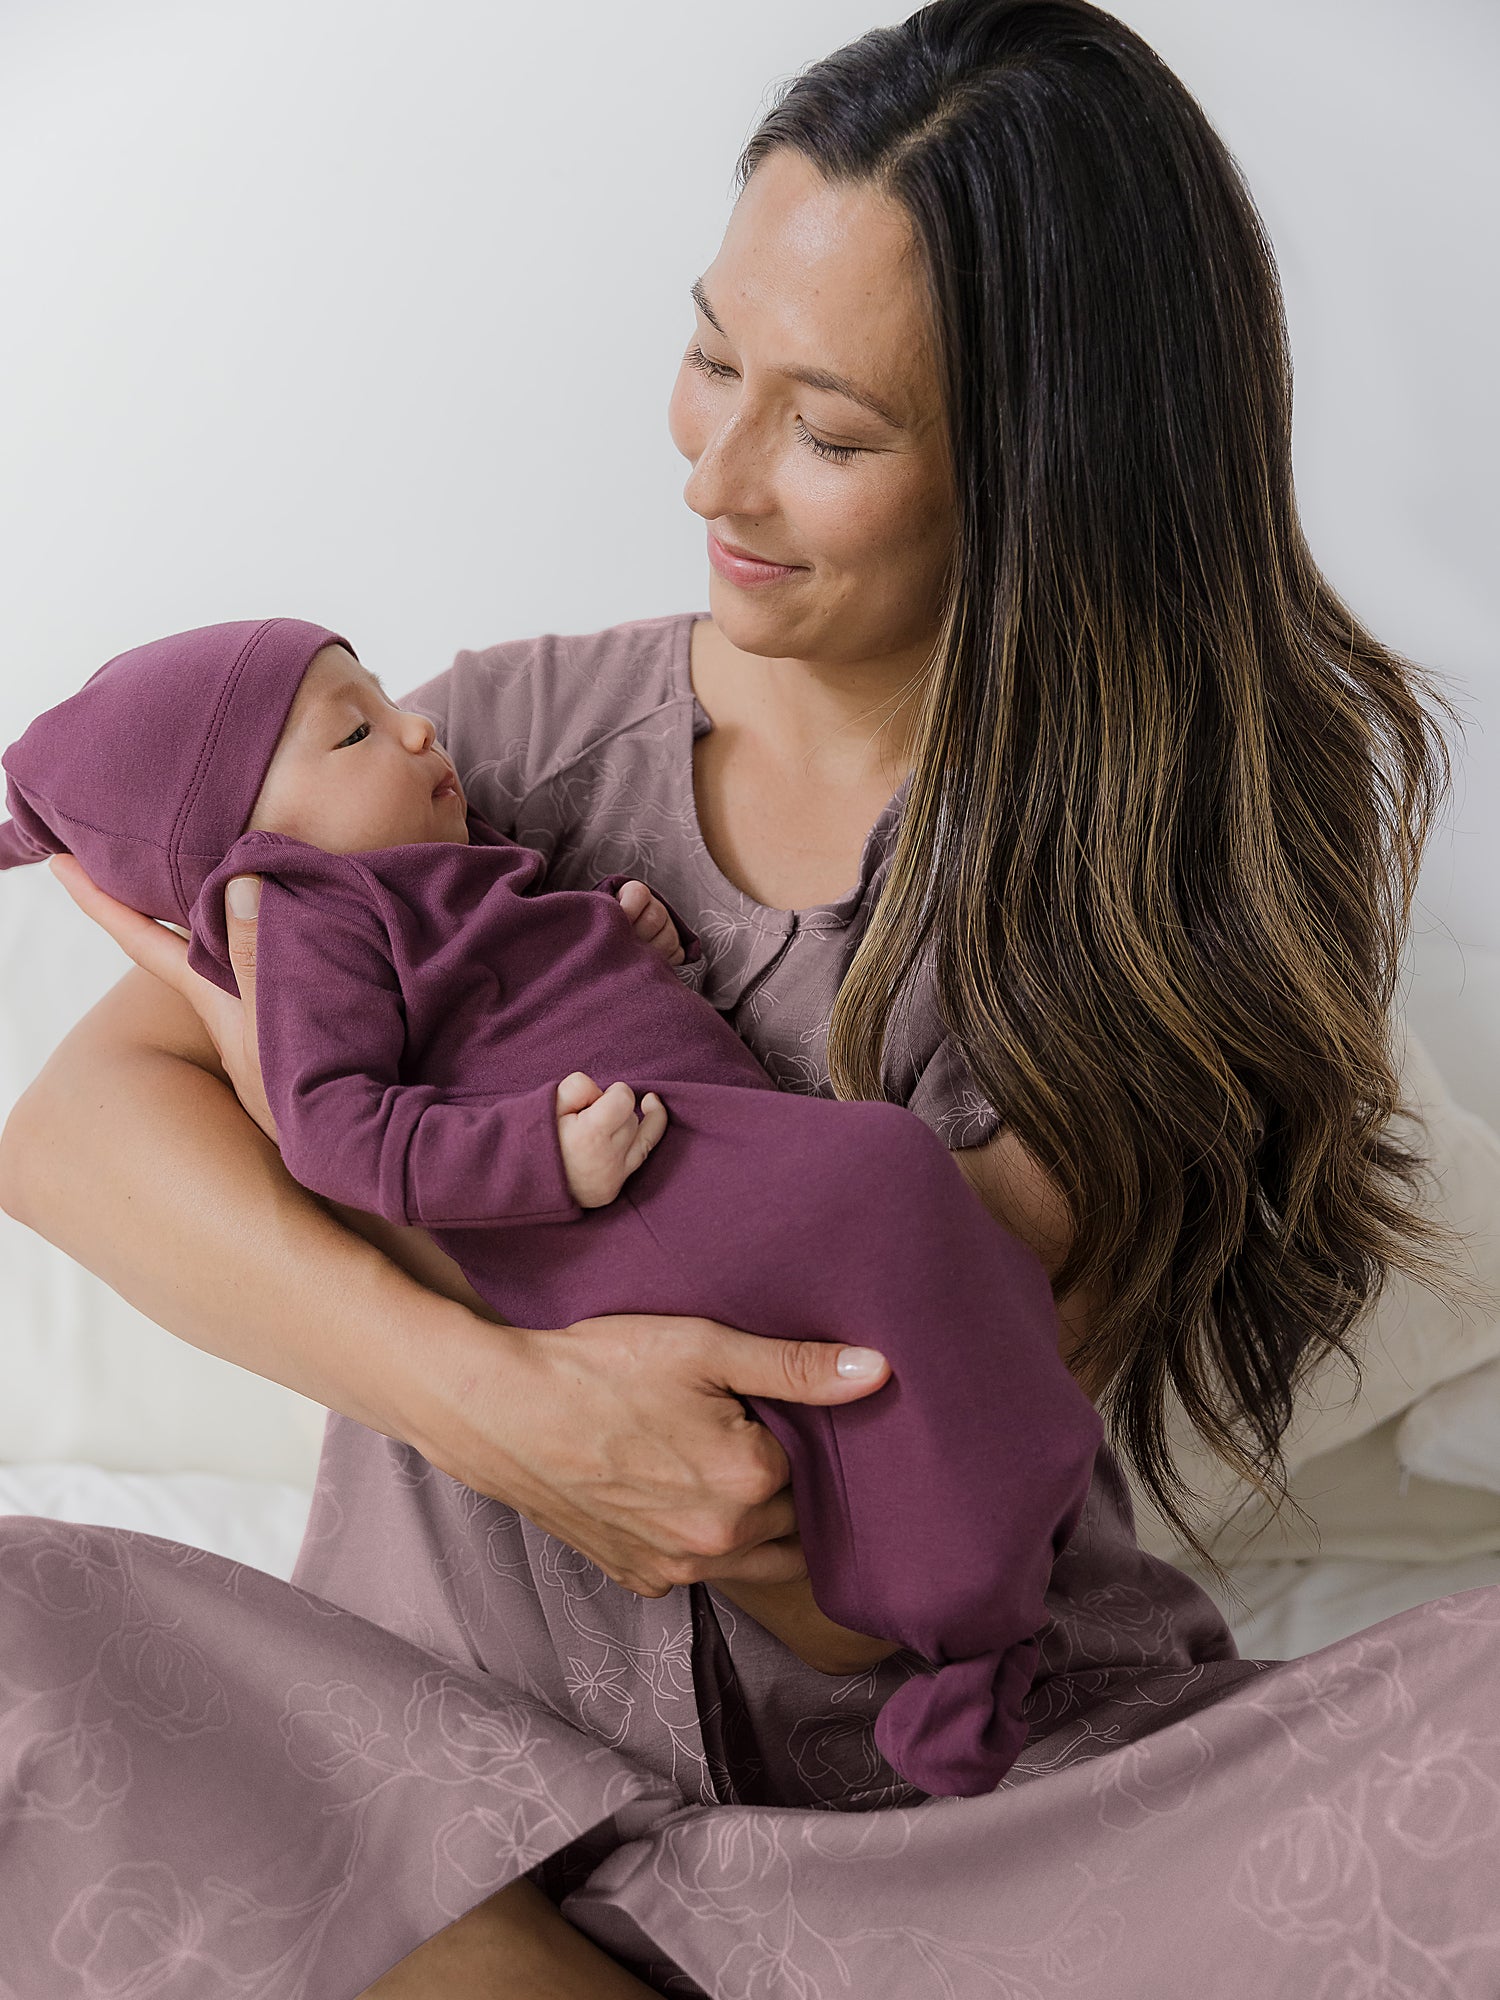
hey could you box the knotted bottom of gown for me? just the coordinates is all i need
[874,1634,1040,1796]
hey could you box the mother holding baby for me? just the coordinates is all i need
[2,2,1494,1996]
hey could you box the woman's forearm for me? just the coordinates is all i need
[713,1576,902,1676]
[0,966,490,1442]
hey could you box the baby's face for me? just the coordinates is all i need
[247,645,468,853]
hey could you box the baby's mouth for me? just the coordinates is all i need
[431,769,461,803]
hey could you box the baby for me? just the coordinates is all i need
[0,616,1104,1798]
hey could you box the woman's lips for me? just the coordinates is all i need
[707,531,805,589]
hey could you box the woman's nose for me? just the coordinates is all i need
[682,403,775,525]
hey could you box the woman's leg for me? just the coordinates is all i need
[358,1877,659,1997]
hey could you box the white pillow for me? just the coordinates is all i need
[0,864,328,1484]
[1162,1407,1500,1568]
[1127,1013,1500,1563]
[1395,1357,1500,1495]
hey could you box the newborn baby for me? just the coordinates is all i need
[0,616,1104,1798]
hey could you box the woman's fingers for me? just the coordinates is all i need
[49,853,192,992]
[432,1315,803,1594]
[48,852,276,1137]
[219,874,277,1140]
[711,1325,891,1407]
[223,875,260,1019]
[703,1527,810,1587]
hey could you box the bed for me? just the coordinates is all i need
[5,859,1500,1661]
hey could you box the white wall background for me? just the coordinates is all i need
[0,0,1495,941]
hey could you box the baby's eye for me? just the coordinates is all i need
[337,722,371,748]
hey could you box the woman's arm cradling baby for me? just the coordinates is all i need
[13,856,892,1608]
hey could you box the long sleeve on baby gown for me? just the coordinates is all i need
[185,839,705,1230]
[192,837,585,1230]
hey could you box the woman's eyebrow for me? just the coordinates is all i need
[690,278,904,429]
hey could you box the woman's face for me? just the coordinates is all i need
[668,146,955,670]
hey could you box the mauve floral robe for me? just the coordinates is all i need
[3,614,1500,1998]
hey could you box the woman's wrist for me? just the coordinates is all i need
[277,1235,500,1447]
[387,1291,526,1475]
[314,1195,536,1481]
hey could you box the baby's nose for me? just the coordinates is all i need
[400,709,436,751]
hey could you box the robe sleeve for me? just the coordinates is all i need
[904,1033,1005,1151]
[252,867,582,1231]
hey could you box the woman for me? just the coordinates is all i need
[1,2,1492,1995]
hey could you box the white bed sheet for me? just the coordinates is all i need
[6,1461,1500,1664]
[0,1462,315,1584]
[1178,1549,1500,1660]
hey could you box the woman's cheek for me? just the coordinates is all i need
[795,467,899,581]
[864,461,955,613]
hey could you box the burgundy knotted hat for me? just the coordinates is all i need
[0,618,353,923]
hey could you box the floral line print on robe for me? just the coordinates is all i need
[0,1524,372,1993]
[0,1508,677,1999]
[10,1417,1500,1995]
[568,1607,1500,2000]
[298,1437,719,1804]
[553,1455,1500,1998]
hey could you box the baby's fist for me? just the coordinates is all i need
[614,879,685,966]
[555,1070,668,1208]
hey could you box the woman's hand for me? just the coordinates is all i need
[409,1306,891,1599]
[49,855,276,1140]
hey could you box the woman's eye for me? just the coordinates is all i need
[687,343,737,381]
[337,722,371,748]
[688,342,861,463]
[794,419,861,465]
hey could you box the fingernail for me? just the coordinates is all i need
[836,1347,885,1379]
[226,876,260,918]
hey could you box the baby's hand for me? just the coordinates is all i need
[613,879,686,966]
[555,1070,668,1208]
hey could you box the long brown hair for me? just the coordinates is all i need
[740,0,1487,1582]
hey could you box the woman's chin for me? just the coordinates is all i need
[706,573,814,660]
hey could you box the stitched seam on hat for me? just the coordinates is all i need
[11,792,180,849]
[168,620,277,912]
